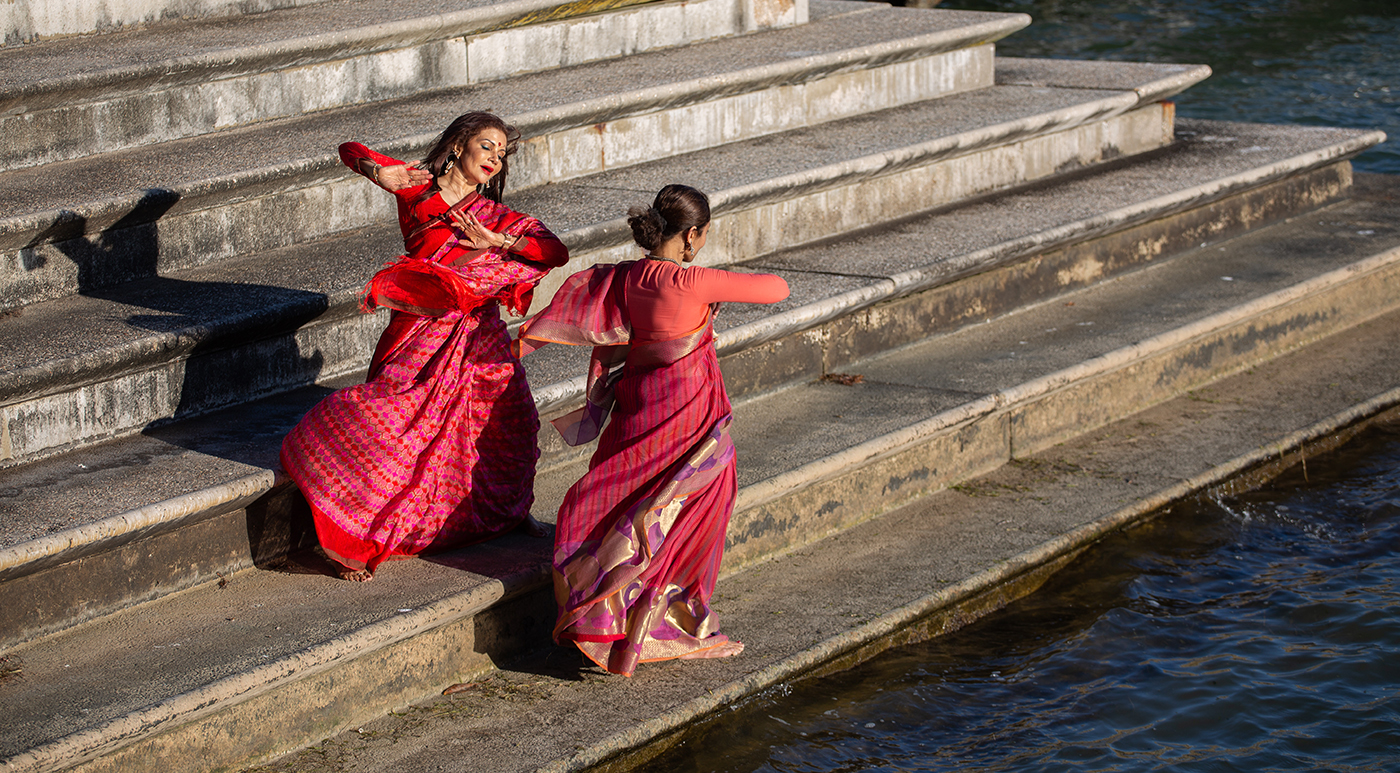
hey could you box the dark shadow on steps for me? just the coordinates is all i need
[497,641,596,682]
[21,191,347,571]
[22,191,335,443]
[22,189,179,294]
[245,483,321,571]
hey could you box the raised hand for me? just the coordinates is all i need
[376,162,433,191]
[449,208,509,250]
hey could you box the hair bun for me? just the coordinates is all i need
[627,205,667,252]
[627,186,710,254]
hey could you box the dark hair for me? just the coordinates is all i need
[627,184,711,253]
[421,111,521,203]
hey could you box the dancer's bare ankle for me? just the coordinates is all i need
[681,640,744,660]
[338,567,374,582]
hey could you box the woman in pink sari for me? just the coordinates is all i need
[517,185,788,675]
[282,112,569,581]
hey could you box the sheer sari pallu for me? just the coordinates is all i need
[281,193,555,574]
[517,262,738,676]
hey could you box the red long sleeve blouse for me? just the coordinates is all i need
[338,142,569,268]
[625,259,789,341]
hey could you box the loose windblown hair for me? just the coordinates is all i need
[627,184,711,253]
[421,111,521,203]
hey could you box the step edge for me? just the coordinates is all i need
[709,89,1143,213]
[0,559,547,773]
[737,241,1400,512]
[3,91,1175,400]
[0,470,281,582]
[10,240,1398,770]
[543,381,1400,773]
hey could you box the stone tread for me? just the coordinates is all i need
[0,83,1237,400]
[3,182,1399,766]
[244,306,1400,773]
[0,119,1377,411]
[0,0,630,105]
[0,4,1025,240]
[0,120,1382,560]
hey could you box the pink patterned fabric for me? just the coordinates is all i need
[281,194,557,572]
[518,261,740,676]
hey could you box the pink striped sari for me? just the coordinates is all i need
[518,262,738,676]
[281,196,552,573]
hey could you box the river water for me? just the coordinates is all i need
[649,421,1400,771]
[944,0,1400,175]
[645,4,1400,769]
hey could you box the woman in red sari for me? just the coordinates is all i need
[517,185,788,675]
[282,112,569,581]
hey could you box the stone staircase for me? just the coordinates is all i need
[0,0,1392,770]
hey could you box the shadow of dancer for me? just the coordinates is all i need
[21,189,340,565]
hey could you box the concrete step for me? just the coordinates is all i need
[0,56,1207,460]
[0,117,1369,470]
[3,0,332,46]
[1,5,1031,308]
[246,309,1400,773]
[2,171,1397,773]
[0,120,1379,649]
[0,119,1376,638]
[0,0,807,170]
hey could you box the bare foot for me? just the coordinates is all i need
[518,513,549,538]
[338,567,373,582]
[680,640,744,660]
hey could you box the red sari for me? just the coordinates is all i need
[280,143,568,574]
[518,259,787,675]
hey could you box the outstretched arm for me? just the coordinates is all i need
[686,266,789,305]
[339,142,433,192]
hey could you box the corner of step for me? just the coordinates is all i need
[0,469,284,584]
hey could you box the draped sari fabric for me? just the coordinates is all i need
[281,191,557,573]
[518,261,739,676]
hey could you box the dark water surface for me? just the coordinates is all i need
[941,0,1400,175]
[645,6,1400,770]
[649,420,1400,771]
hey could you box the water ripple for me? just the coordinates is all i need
[649,420,1400,772]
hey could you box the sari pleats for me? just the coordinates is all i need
[528,263,738,676]
[284,307,540,571]
[281,197,550,572]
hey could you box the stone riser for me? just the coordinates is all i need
[0,162,1346,648]
[8,580,558,773]
[0,103,1166,465]
[0,0,764,170]
[3,0,324,46]
[0,480,314,649]
[722,242,1400,570]
[3,43,992,309]
[511,43,993,189]
[1,309,384,467]
[14,205,1400,773]
[537,101,1171,302]
[536,162,1352,464]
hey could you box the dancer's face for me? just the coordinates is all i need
[456,128,509,186]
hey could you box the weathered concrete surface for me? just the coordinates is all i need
[2,0,323,45]
[0,3,1021,269]
[2,119,1363,466]
[4,176,1396,772]
[0,0,776,169]
[237,302,1400,773]
[0,144,1385,651]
